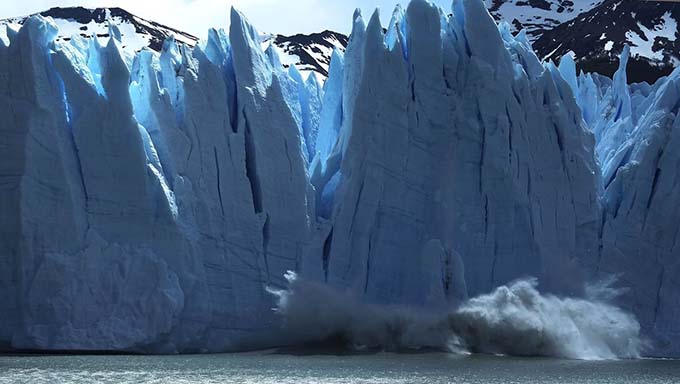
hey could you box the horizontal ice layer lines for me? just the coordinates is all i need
[0,0,677,357]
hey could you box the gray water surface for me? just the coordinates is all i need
[1,352,678,383]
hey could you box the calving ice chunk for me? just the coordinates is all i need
[0,0,678,358]
[270,272,642,359]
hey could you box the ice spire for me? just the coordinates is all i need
[611,44,632,122]
[229,7,272,95]
[108,22,122,43]
[386,4,406,53]
[558,52,579,96]
[336,8,366,157]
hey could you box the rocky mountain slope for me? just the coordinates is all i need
[535,0,680,83]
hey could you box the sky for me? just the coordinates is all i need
[0,0,453,39]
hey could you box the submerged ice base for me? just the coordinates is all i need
[0,0,678,357]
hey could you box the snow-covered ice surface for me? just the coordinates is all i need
[0,0,678,358]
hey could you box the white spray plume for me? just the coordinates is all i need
[268,272,642,360]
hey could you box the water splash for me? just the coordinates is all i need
[268,272,642,360]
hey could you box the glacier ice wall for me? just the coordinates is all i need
[560,44,680,358]
[0,0,677,357]
[318,0,601,311]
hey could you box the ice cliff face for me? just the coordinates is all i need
[0,0,677,357]
[561,44,680,358]
[312,0,601,309]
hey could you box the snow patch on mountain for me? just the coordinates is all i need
[262,31,348,80]
[485,0,605,40]
[536,0,680,83]
[0,7,198,52]
[625,11,677,61]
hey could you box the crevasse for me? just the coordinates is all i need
[0,0,678,357]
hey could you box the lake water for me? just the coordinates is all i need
[1,352,679,383]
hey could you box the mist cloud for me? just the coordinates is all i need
[269,272,642,360]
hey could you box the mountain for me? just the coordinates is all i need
[484,0,605,40]
[485,0,680,84]
[534,0,680,83]
[2,0,679,357]
[3,2,679,84]
[0,7,348,80]
[0,7,199,52]
[262,31,348,78]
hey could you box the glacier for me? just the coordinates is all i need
[0,0,678,357]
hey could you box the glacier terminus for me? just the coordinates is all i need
[0,0,678,358]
